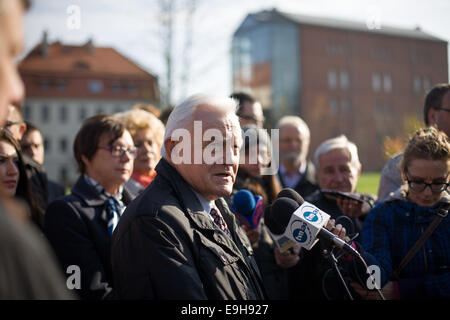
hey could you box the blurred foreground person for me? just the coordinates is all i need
[45,115,135,300]
[112,94,266,299]
[0,0,72,299]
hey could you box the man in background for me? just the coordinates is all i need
[276,115,319,199]
[230,92,265,128]
[378,83,450,202]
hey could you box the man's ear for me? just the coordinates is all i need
[81,155,90,169]
[428,107,439,126]
[18,122,26,140]
[163,138,176,163]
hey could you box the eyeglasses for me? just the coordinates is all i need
[405,172,450,193]
[98,145,137,159]
[4,120,21,127]
[434,107,450,113]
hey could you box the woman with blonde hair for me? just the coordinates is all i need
[114,108,165,196]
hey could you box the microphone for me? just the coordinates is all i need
[264,191,359,257]
[230,189,264,229]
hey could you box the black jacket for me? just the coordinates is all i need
[278,161,319,199]
[0,201,74,299]
[111,158,266,300]
[44,176,133,300]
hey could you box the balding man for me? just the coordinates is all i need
[277,116,319,198]
[111,94,266,299]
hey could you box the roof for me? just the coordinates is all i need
[235,8,446,42]
[19,40,157,79]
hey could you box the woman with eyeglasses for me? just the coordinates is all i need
[44,115,135,300]
[352,127,450,299]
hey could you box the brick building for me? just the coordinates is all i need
[19,33,159,185]
[232,9,448,171]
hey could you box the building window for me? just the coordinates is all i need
[59,137,68,153]
[88,80,104,93]
[23,105,32,120]
[413,75,421,94]
[383,74,392,93]
[340,71,350,90]
[44,136,50,154]
[385,102,393,116]
[372,73,382,92]
[79,106,87,121]
[341,100,351,114]
[329,99,338,115]
[111,83,121,93]
[423,77,431,93]
[328,70,338,90]
[40,80,49,91]
[59,166,68,183]
[41,105,50,122]
[59,105,68,123]
[127,84,139,93]
[57,80,67,91]
[374,100,383,114]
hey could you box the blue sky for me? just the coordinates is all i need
[23,0,450,105]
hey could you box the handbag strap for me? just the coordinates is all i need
[392,205,448,280]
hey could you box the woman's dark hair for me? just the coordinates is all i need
[73,114,126,173]
[0,128,43,228]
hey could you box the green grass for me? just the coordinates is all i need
[357,172,381,196]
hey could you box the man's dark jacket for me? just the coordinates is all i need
[111,158,266,299]
[277,160,319,199]
[44,176,133,300]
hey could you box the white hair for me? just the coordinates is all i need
[161,93,239,158]
[276,115,310,140]
[314,135,361,171]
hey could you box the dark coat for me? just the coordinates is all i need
[44,176,133,300]
[111,158,266,300]
[0,201,74,299]
[277,161,319,199]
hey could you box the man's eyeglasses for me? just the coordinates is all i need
[405,172,449,193]
[4,120,21,127]
[98,145,137,159]
[434,107,450,113]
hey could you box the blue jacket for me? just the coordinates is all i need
[362,189,450,299]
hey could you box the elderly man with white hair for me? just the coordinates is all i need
[111,94,266,300]
[287,135,373,300]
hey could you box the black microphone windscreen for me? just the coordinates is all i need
[265,197,300,234]
[277,188,305,205]
[264,205,285,235]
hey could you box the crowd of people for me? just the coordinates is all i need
[0,0,449,301]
